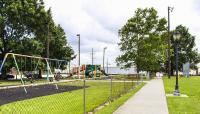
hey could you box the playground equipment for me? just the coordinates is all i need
[84,64,100,78]
[84,64,108,78]
[0,53,70,93]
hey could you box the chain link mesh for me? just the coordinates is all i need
[0,75,142,114]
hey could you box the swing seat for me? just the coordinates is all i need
[6,74,15,80]
[24,72,33,78]
[54,72,62,81]
[23,71,35,83]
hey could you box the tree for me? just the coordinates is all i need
[116,7,167,73]
[0,0,74,61]
[0,0,46,56]
[48,24,74,60]
[170,25,200,74]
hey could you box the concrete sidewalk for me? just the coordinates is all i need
[113,79,169,114]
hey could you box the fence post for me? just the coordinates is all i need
[141,74,143,83]
[83,79,86,114]
[137,73,139,85]
[124,75,126,92]
[132,76,134,89]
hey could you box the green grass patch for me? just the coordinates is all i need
[164,76,200,114]
[95,83,145,114]
[0,80,21,86]
[0,79,50,87]
[0,80,137,114]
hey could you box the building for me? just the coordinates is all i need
[105,66,137,75]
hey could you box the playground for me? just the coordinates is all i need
[0,79,140,114]
[0,53,141,114]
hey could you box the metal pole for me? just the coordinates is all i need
[132,76,134,89]
[92,48,93,65]
[47,24,49,58]
[77,34,80,79]
[174,43,180,96]
[167,6,174,78]
[168,7,171,78]
[124,75,126,92]
[103,47,107,71]
[103,48,105,71]
[107,58,108,74]
[12,54,27,93]
[0,53,8,73]
[137,73,139,85]
[91,48,94,77]
[69,61,71,74]
[110,75,112,101]
[83,79,86,114]
[47,23,50,81]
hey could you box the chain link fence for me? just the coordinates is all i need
[0,74,143,114]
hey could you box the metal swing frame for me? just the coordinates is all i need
[0,53,69,93]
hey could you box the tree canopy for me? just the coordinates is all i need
[170,25,200,73]
[0,0,74,60]
[116,7,167,73]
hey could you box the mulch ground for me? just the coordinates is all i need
[0,84,84,105]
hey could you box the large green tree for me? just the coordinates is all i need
[170,25,200,74]
[116,7,167,73]
[0,0,74,60]
[0,0,46,56]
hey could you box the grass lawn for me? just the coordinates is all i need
[0,79,50,87]
[0,80,21,86]
[0,80,137,114]
[95,83,145,114]
[164,76,200,114]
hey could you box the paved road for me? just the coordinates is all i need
[113,79,169,114]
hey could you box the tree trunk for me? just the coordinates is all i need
[38,69,42,78]
[171,67,174,76]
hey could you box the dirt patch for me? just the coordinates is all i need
[0,84,84,105]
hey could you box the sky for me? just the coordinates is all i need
[43,0,200,67]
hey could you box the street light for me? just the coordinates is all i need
[77,34,80,79]
[168,6,174,78]
[46,22,50,81]
[173,31,181,96]
[103,47,107,71]
[107,58,110,74]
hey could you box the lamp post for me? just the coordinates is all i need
[168,6,174,78]
[92,48,94,65]
[77,34,80,79]
[103,47,107,71]
[173,31,181,96]
[46,22,50,81]
[107,58,109,74]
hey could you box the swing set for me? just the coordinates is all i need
[0,53,69,93]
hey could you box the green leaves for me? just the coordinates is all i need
[117,7,167,73]
[171,25,200,71]
[0,0,74,61]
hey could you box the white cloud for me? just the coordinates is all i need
[43,0,200,66]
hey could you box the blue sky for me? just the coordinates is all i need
[43,0,200,67]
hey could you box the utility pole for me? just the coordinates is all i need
[107,58,108,74]
[46,22,50,81]
[168,6,173,78]
[77,34,80,79]
[103,47,107,71]
[92,48,94,65]
[47,23,49,58]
